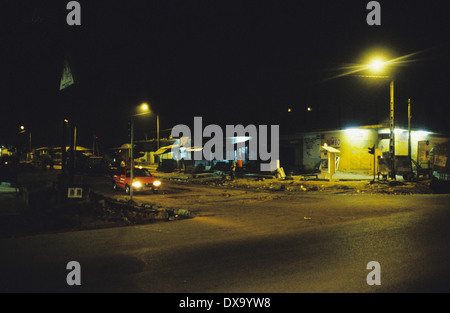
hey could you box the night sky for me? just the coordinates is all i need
[2,0,450,151]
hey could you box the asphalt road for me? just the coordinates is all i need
[1,177,449,293]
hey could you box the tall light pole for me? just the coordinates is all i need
[389,79,395,180]
[352,58,396,180]
[62,119,69,179]
[408,98,411,161]
[18,126,32,161]
[368,57,396,180]
[340,50,421,179]
[157,113,160,150]
[129,102,151,202]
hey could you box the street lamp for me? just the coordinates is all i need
[18,125,32,160]
[335,49,422,179]
[352,57,396,180]
[369,58,385,72]
[370,57,395,180]
[129,102,151,202]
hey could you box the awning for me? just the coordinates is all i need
[320,144,340,153]
[154,145,178,155]
[154,145,203,155]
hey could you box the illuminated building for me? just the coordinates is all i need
[280,125,449,176]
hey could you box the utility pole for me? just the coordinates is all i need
[368,145,376,183]
[408,99,412,160]
[130,117,135,201]
[352,74,396,179]
[157,114,160,150]
[62,119,68,179]
[128,103,151,202]
[408,99,413,178]
[389,79,395,180]
[69,123,76,184]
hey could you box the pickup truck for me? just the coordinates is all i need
[112,167,161,194]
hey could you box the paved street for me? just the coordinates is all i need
[1,177,449,293]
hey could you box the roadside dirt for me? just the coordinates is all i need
[0,168,437,238]
[154,170,434,195]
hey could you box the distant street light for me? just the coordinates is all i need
[18,125,32,160]
[129,102,151,202]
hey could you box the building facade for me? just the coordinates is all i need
[280,125,449,175]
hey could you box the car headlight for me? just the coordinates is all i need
[132,181,142,188]
[153,180,161,187]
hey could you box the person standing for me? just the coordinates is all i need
[179,158,185,172]
[230,161,236,180]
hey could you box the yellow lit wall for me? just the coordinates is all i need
[320,128,378,172]
[293,127,449,173]
[378,129,449,163]
[340,129,378,171]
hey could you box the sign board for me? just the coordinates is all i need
[434,155,447,168]
[418,140,430,162]
[326,137,341,147]
[303,135,321,171]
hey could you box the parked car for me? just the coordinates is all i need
[112,167,161,194]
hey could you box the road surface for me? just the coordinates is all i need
[1,177,449,293]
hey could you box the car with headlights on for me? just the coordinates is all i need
[112,167,161,194]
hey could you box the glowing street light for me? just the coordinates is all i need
[369,58,385,72]
[333,49,425,179]
[141,102,149,112]
[337,53,396,179]
[133,102,150,116]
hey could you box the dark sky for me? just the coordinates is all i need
[2,0,450,151]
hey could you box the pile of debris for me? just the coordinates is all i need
[90,192,195,225]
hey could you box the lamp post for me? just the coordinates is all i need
[129,103,151,202]
[369,57,396,180]
[389,78,395,180]
[61,119,70,179]
[352,58,396,180]
[18,126,32,161]
[157,113,160,150]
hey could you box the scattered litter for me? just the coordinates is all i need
[304,217,312,220]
